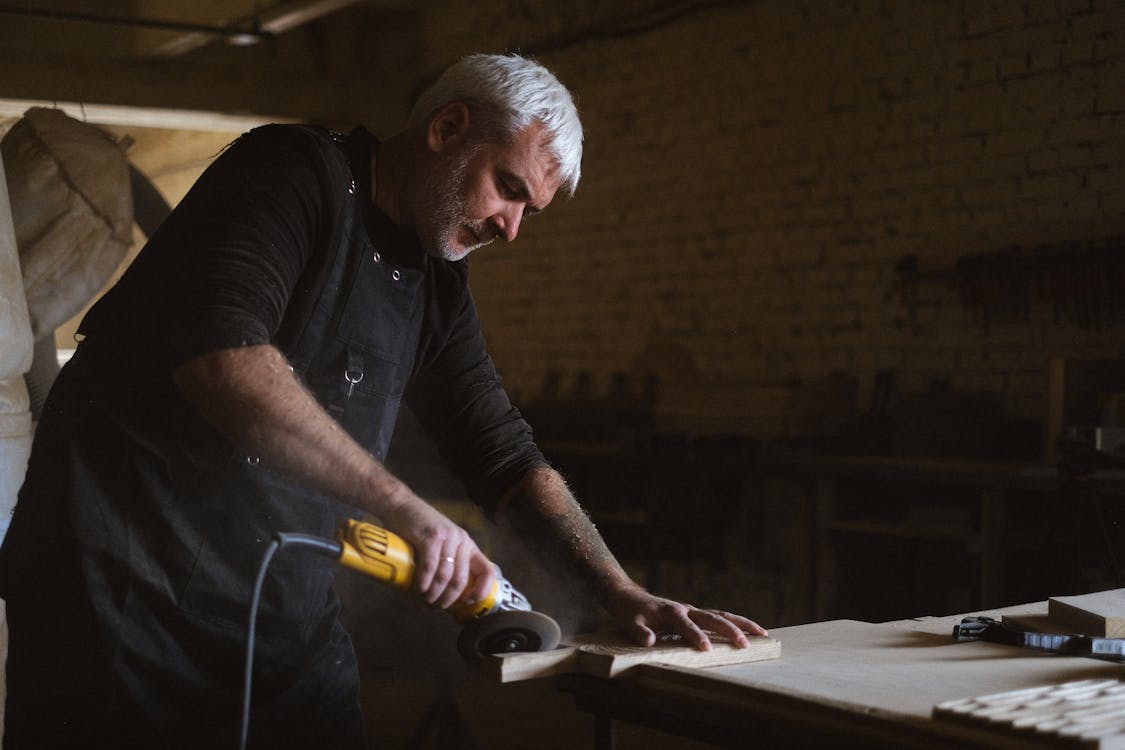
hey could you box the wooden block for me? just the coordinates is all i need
[1049,590,1125,638]
[934,679,1125,749]
[1002,613,1081,635]
[484,632,781,684]
[486,645,582,683]
[571,633,781,679]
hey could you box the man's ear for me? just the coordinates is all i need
[426,102,471,153]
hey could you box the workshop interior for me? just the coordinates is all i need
[1,1,1124,748]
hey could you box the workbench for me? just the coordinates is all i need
[562,600,1125,749]
[754,453,1125,622]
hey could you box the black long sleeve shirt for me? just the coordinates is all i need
[74,123,546,511]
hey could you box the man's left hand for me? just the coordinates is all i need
[604,581,769,651]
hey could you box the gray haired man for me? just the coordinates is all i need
[0,53,765,749]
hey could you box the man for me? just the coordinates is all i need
[0,54,765,749]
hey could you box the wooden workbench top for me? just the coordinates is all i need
[564,600,1125,749]
[675,603,1120,720]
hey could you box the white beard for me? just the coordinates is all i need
[414,143,496,261]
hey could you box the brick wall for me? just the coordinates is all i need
[416,0,1125,445]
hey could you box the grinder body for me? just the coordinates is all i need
[334,519,559,660]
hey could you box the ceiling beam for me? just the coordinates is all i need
[0,98,286,132]
[0,4,269,42]
[0,50,352,124]
[151,0,374,57]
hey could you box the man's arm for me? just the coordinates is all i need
[172,343,495,609]
[495,466,768,650]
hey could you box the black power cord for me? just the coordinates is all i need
[240,532,344,750]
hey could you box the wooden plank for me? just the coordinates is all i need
[572,633,781,679]
[487,645,581,683]
[484,633,781,684]
[1049,590,1125,638]
[933,679,1125,749]
[1002,613,1079,635]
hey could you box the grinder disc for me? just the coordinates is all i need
[456,610,561,663]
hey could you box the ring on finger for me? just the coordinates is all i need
[444,556,455,565]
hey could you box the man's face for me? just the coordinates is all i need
[416,120,562,261]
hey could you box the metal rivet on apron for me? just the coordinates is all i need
[392,269,401,281]
[347,179,356,195]
[247,456,260,465]
[373,251,381,264]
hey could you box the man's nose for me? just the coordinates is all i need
[495,204,523,242]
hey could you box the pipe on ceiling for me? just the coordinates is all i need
[151,0,372,57]
[0,1,372,57]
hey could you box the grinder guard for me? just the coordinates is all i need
[457,610,561,662]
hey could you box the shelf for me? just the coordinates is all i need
[827,520,980,546]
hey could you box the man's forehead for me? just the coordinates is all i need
[504,121,562,203]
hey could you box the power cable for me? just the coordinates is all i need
[240,532,344,750]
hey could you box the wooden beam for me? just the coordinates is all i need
[1049,590,1125,638]
[150,0,375,58]
[0,98,285,133]
[0,50,351,124]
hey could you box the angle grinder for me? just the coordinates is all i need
[240,520,560,750]
[333,518,561,661]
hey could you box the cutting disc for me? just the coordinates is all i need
[456,610,561,663]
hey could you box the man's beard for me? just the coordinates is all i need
[415,143,497,261]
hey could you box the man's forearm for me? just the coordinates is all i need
[495,466,638,606]
[172,343,497,607]
[497,465,769,648]
[173,344,412,517]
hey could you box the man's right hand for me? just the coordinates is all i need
[380,494,496,610]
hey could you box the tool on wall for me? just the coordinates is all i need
[952,616,1125,662]
[240,519,561,750]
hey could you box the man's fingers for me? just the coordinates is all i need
[387,501,498,609]
[690,610,756,647]
[646,605,713,651]
[703,609,769,637]
[625,617,657,648]
[434,544,472,609]
[412,548,441,598]
[607,588,768,653]
[650,607,770,651]
[674,615,713,651]
[720,611,769,637]
[464,554,496,605]
[413,536,456,603]
[422,540,493,610]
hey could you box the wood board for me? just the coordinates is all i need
[483,632,781,683]
[1002,612,1079,635]
[933,679,1125,749]
[1049,590,1125,638]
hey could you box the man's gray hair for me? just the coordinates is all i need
[410,53,584,196]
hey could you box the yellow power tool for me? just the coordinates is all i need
[333,519,561,661]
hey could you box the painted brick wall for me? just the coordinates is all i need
[421,1,1125,444]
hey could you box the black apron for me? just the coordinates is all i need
[0,126,424,749]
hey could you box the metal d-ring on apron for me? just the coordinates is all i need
[344,351,364,398]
